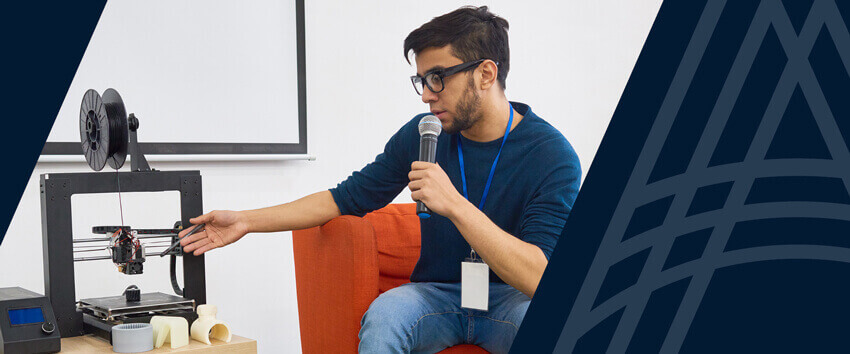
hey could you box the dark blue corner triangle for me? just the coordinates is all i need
[513,0,850,353]
[509,1,710,352]
[0,2,106,247]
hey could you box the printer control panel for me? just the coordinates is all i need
[0,287,60,353]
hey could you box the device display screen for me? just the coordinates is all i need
[8,308,44,325]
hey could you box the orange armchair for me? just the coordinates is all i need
[293,203,487,353]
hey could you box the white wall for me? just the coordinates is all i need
[0,1,661,353]
[49,0,302,144]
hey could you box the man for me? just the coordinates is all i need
[179,6,580,353]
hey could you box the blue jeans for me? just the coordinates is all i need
[358,282,531,354]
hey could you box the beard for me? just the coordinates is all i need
[443,76,483,134]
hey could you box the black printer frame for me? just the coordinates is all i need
[40,170,206,338]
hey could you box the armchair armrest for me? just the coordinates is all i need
[293,215,380,353]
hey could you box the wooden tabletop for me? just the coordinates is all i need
[60,334,257,353]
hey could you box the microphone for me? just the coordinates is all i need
[416,115,442,218]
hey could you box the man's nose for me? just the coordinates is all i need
[421,86,438,103]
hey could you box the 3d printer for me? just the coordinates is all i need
[40,88,206,341]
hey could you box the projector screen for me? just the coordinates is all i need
[42,0,306,155]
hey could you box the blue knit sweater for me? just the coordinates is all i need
[330,102,581,283]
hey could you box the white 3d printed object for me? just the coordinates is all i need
[190,304,232,345]
[150,316,189,349]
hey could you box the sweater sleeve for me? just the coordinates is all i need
[329,116,421,217]
[519,138,582,260]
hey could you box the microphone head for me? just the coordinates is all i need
[418,115,442,136]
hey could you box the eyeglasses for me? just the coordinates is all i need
[410,59,495,96]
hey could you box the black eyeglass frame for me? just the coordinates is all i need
[410,59,497,95]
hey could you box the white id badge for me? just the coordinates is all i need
[461,260,489,311]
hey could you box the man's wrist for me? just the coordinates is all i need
[239,210,255,233]
[447,195,474,223]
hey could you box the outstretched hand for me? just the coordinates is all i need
[179,210,249,255]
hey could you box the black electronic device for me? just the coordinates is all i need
[40,88,206,341]
[0,287,60,354]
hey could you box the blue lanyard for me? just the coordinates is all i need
[457,103,514,211]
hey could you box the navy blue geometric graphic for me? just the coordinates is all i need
[513,0,850,352]
[0,2,106,247]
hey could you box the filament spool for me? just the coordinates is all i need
[79,88,128,171]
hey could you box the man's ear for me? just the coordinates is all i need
[478,60,499,90]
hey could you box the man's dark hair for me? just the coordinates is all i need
[404,6,510,90]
